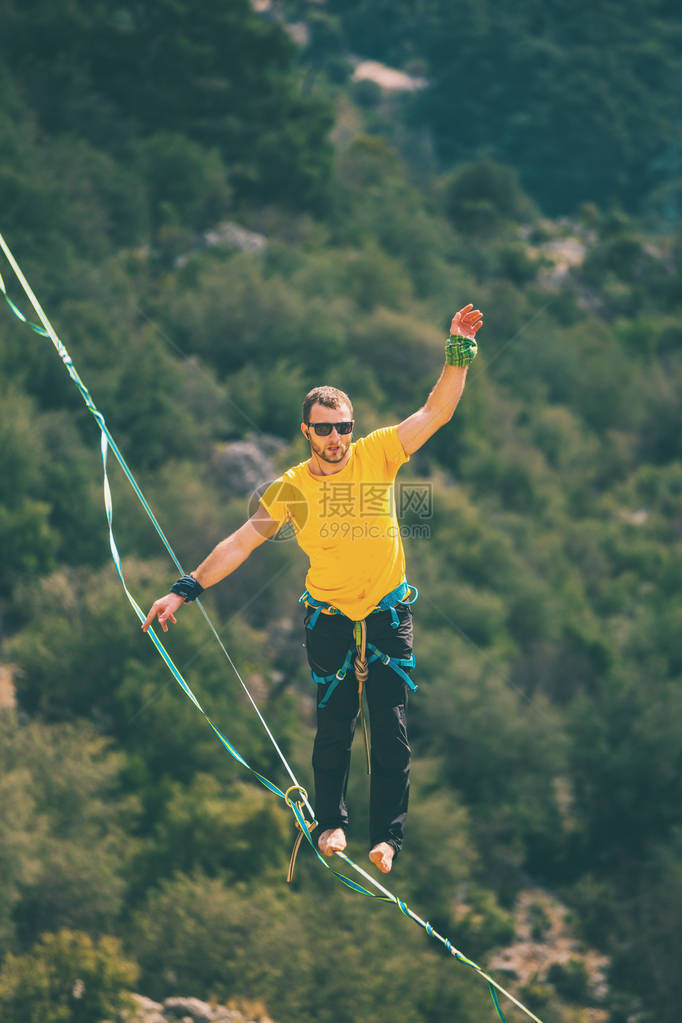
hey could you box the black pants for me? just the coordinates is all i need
[305,603,414,855]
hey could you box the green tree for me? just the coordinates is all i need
[1,0,334,209]
[0,715,138,946]
[0,387,58,598]
[0,929,138,1023]
[608,831,682,1023]
[136,132,231,234]
[0,757,40,955]
[420,0,681,213]
[131,871,494,1023]
[442,159,535,238]
[141,774,290,883]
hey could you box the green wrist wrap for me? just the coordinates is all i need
[445,333,478,367]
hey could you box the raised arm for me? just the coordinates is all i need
[397,304,482,457]
[141,503,280,633]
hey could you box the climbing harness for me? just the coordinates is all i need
[0,229,545,1023]
[302,586,417,734]
[300,578,418,631]
[300,581,418,773]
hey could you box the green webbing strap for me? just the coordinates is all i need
[0,254,289,807]
[0,236,544,1023]
[0,237,391,899]
[331,850,537,1023]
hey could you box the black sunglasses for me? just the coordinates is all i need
[306,420,354,437]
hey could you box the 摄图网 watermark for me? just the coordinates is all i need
[248,480,433,541]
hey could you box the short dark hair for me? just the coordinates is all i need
[302,386,353,423]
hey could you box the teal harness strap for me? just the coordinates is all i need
[300,590,344,630]
[303,600,342,631]
[300,579,418,631]
[367,643,418,691]
[312,644,417,707]
[312,648,355,708]
[376,580,419,628]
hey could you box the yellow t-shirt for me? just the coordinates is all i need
[260,426,410,620]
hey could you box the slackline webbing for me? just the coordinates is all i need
[0,230,545,1023]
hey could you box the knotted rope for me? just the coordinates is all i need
[353,619,372,774]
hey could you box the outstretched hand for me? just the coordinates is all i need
[450,304,483,340]
[142,592,185,633]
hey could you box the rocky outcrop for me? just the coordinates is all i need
[114,994,275,1023]
[488,887,609,1011]
[0,663,16,710]
[351,58,427,93]
[175,221,267,267]
[209,437,285,498]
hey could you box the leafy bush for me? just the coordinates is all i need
[442,160,535,237]
[0,929,138,1023]
[0,714,138,947]
[547,958,590,1003]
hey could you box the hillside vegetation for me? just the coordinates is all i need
[1,2,681,1022]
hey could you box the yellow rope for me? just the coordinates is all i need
[354,620,371,774]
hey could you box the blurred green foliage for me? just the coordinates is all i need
[0,4,681,1021]
[325,0,682,215]
[0,929,138,1023]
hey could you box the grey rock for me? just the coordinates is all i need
[115,992,166,1023]
[163,997,215,1023]
[175,221,267,266]
[210,437,285,497]
[204,222,268,255]
[111,993,277,1023]
[133,995,164,1013]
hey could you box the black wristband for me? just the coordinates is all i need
[170,574,204,602]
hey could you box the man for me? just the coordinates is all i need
[143,304,482,873]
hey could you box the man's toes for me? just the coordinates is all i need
[369,842,395,874]
[318,828,346,856]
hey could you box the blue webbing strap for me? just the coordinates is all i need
[312,645,416,708]
[376,580,419,628]
[300,591,344,631]
[367,643,417,690]
[312,648,355,708]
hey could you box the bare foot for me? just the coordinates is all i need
[369,842,395,874]
[318,827,347,857]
